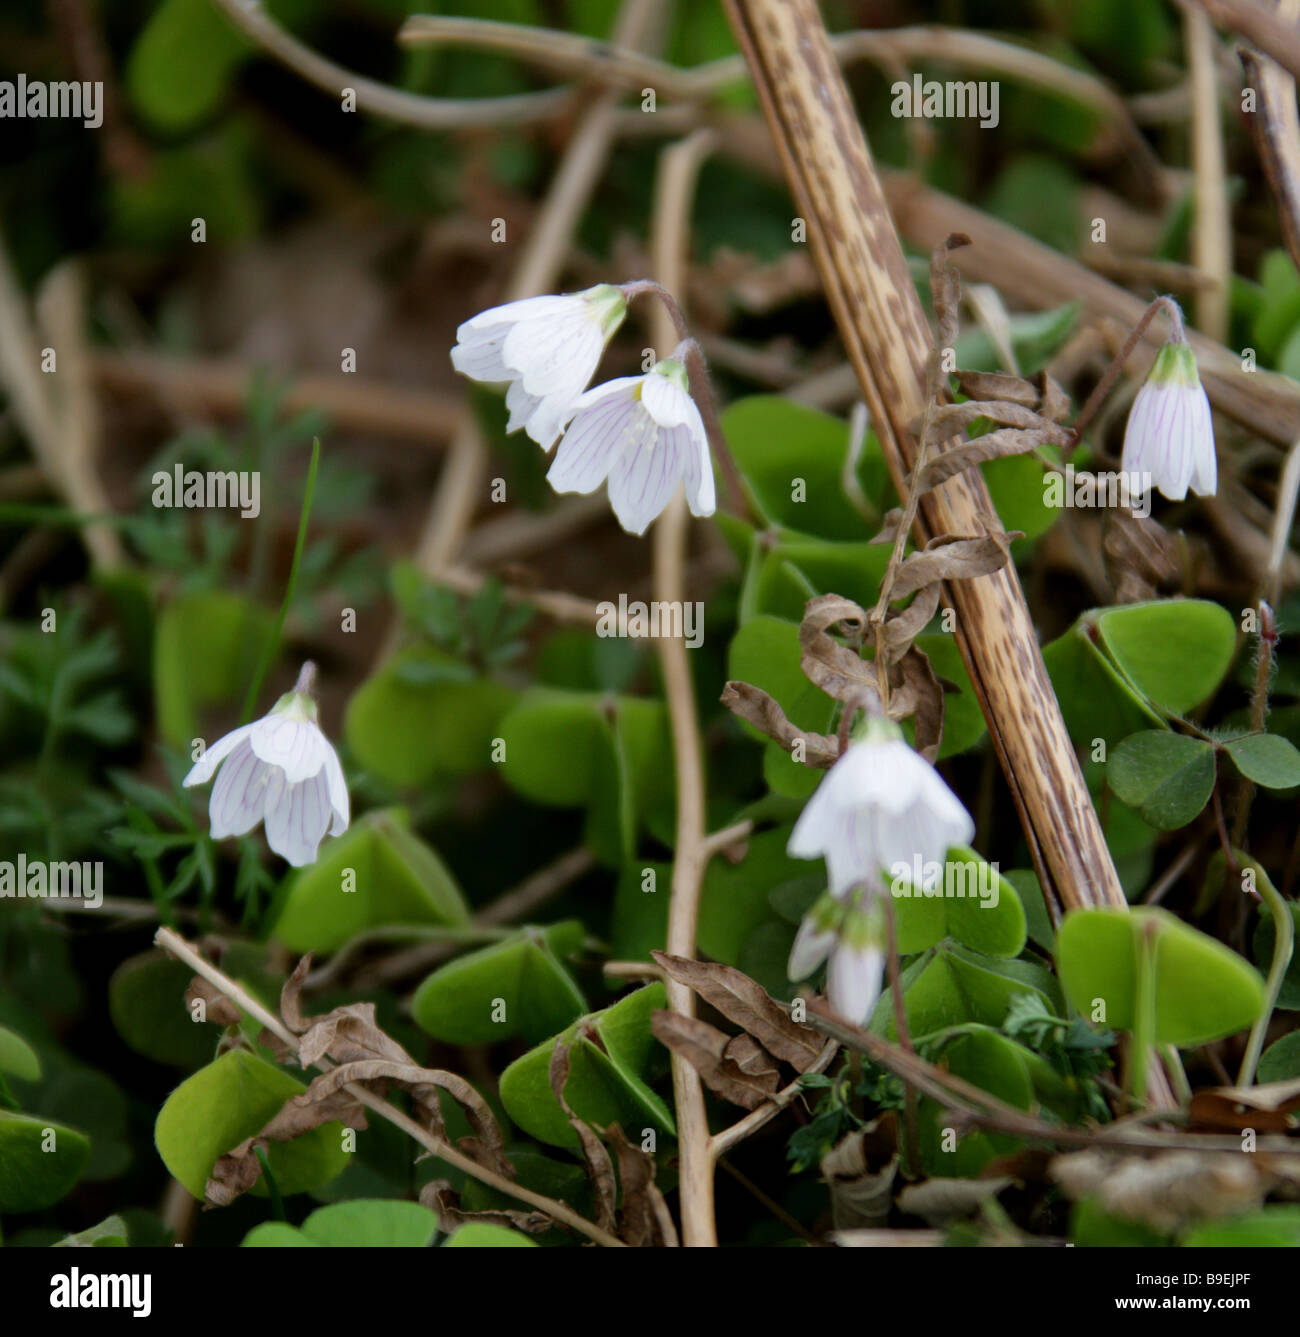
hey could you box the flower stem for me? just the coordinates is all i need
[1231,601,1277,848]
[240,436,320,724]
[1070,294,1186,449]
[1128,918,1158,1107]
[1237,855,1294,1087]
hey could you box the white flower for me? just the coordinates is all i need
[788,721,973,899]
[450,285,627,450]
[183,663,348,868]
[545,358,715,535]
[1121,338,1216,502]
[787,894,886,1026]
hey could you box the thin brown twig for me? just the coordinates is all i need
[1181,0,1232,341]
[649,126,720,1249]
[208,0,570,128]
[1196,0,1300,83]
[91,350,463,445]
[400,17,1163,184]
[154,927,626,1246]
[410,0,665,583]
[709,1039,838,1158]
[803,1003,1300,1156]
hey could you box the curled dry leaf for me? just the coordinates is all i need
[651,952,824,1071]
[205,954,516,1207]
[1050,1149,1269,1232]
[821,1116,899,1231]
[885,532,1019,604]
[895,646,945,762]
[911,428,1060,493]
[305,1059,513,1179]
[719,680,840,768]
[604,1124,679,1248]
[650,1010,780,1110]
[798,593,883,712]
[869,506,906,546]
[952,369,1040,409]
[930,233,970,353]
[926,398,1073,441]
[952,368,1071,425]
[205,1083,369,1208]
[1187,1077,1300,1135]
[549,1041,618,1234]
[875,583,941,664]
[420,1179,552,1236]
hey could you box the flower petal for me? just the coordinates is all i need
[606,424,683,535]
[264,770,332,867]
[250,716,330,784]
[788,917,836,980]
[322,743,350,836]
[208,741,273,839]
[183,723,255,788]
[547,385,645,494]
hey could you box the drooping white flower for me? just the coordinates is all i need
[450,285,627,449]
[545,357,715,535]
[1121,337,1216,502]
[788,718,973,899]
[787,893,886,1025]
[183,662,348,868]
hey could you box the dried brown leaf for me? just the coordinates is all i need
[719,681,840,767]
[928,399,1072,440]
[886,532,1018,603]
[869,507,907,546]
[876,583,941,663]
[798,594,883,711]
[952,369,1039,407]
[1037,372,1071,423]
[184,976,241,1029]
[650,1011,779,1110]
[895,646,945,762]
[930,234,970,352]
[549,1042,617,1234]
[204,1082,368,1208]
[604,1124,678,1247]
[314,1059,511,1177]
[821,1118,899,1231]
[419,1179,551,1236]
[1188,1077,1300,1134]
[650,952,823,1071]
[912,429,1057,492]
